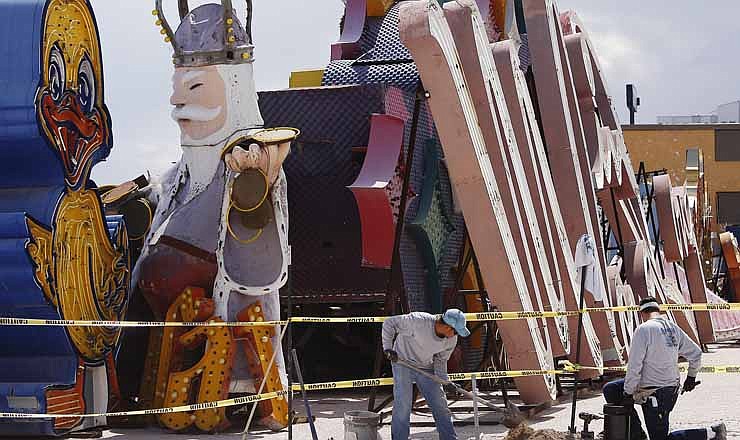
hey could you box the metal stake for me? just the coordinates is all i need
[568,265,588,435]
[287,265,294,440]
[291,349,318,440]
[472,374,480,440]
[368,83,426,412]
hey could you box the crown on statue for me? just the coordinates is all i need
[153,0,254,67]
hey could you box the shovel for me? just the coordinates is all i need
[393,358,525,428]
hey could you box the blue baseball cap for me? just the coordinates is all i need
[442,309,470,337]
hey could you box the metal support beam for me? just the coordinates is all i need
[368,82,425,412]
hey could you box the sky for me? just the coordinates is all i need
[89,0,740,185]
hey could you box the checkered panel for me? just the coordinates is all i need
[259,85,387,185]
[260,2,466,309]
[286,177,388,296]
[320,15,464,311]
[259,85,399,298]
[357,3,412,61]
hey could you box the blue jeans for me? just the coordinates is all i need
[391,364,457,440]
[603,379,707,440]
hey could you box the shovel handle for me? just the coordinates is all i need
[394,359,505,412]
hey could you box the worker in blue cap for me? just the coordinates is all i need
[382,309,470,440]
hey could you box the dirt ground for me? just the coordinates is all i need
[99,342,740,439]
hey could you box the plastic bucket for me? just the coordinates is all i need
[344,410,381,440]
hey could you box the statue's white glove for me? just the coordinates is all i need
[224,141,291,185]
[225,143,262,173]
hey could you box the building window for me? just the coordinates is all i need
[715,129,740,161]
[716,192,740,225]
[685,148,699,171]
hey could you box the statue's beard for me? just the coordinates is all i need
[181,142,224,201]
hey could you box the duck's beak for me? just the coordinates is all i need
[39,90,105,186]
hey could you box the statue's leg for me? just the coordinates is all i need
[231,292,288,431]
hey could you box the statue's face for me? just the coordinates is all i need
[170,66,227,141]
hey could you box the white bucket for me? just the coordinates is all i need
[344,410,381,440]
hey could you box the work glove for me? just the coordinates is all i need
[443,383,462,397]
[620,393,634,407]
[384,349,398,362]
[682,376,700,393]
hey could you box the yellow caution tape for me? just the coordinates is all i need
[291,368,563,392]
[561,361,626,373]
[0,317,288,328]
[0,303,737,328]
[464,311,580,321]
[290,316,388,323]
[660,303,740,311]
[680,365,740,374]
[448,369,562,380]
[1,369,561,419]
[0,390,287,420]
[465,303,740,322]
[3,363,738,419]
[561,361,740,375]
[294,377,394,391]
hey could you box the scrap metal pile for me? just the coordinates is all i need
[0,0,739,437]
[397,0,740,402]
[272,0,740,403]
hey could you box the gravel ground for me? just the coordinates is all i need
[100,343,740,439]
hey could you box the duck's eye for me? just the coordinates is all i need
[78,56,96,114]
[189,83,204,91]
[49,45,65,103]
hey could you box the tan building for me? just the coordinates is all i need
[623,124,740,233]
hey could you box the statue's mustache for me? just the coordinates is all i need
[171,104,223,122]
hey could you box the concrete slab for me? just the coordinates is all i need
[100,343,740,439]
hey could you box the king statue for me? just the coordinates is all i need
[116,0,294,432]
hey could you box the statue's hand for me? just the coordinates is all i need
[225,144,263,173]
[225,141,291,186]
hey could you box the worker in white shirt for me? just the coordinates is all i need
[602,297,726,440]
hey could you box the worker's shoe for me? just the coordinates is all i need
[711,422,727,440]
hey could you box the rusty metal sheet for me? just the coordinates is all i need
[348,114,405,269]
[565,33,619,193]
[653,175,714,342]
[332,0,368,60]
[553,13,652,356]
[720,232,740,294]
[707,235,740,340]
[606,263,637,359]
[600,184,702,344]
[399,0,557,404]
[623,241,700,344]
[443,1,568,360]
[672,186,713,343]
[560,13,638,199]
[491,39,605,372]
[667,253,740,342]
[522,0,620,360]
[654,175,689,262]
[683,251,715,343]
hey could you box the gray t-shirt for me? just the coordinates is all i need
[382,312,457,380]
[624,316,702,395]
